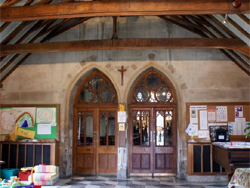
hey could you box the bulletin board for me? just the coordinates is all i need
[186,102,250,141]
[0,104,60,139]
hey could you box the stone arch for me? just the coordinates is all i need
[58,64,122,177]
[124,65,186,178]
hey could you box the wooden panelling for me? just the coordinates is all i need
[155,154,165,169]
[141,154,150,169]
[0,141,59,169]
[188,143,226,175]
[165,154,173,169]
[76,153,85,169]
[99,154,108,169]
[108,154,116,169]
[132,154,141,169]
[84,154,94,169]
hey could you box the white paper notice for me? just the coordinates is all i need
[207,109,216,123]
[37,124,51,135]
[198,130,209,138]
[185,123,198,136]
[216,106,227,122]
[117,111,127,122]
[235,118,246,135]
[190,106,207,124]
[199,110,208,130]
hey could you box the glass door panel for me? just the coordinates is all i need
[155,110,173,146]
[99,112,116,146]
[132,111,150,146]
[99,114,107,145]
[77,112,93,146]
[108,116,115,145]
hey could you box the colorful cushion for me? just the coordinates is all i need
[33,177,59,186]
[29,172,59,181]
[34,165,59,173]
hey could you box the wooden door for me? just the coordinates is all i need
[74,109,96,174]
[97,110,117,173]
[153,108,176,174]
[73,108,117,174]
[129,107,176,175]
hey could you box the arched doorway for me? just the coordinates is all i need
[73,70,118,175]
[128,69,177,175]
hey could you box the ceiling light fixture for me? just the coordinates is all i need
[222,0,241,24]
[222,14,228,24]
[232,0,242,9]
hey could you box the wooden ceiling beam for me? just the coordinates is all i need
[1,0,250,22]
[1,38,249,57]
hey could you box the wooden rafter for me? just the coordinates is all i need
[159,16,207,37]
[0,0,23,7]
[1,0,250,22]
[160,15,250,74]
[189,15,250,68]
[0,17,91,80]
[1,21,33,45]
[42,18,91,41]
[0,21,55,72]
[0,22,11,33]
[1,38,249,57]
[222,14,250,40]
[205,15,238,38]
[238,14,250,25]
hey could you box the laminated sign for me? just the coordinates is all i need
[16,127,35,139]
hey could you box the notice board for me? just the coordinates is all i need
[0,104,59,139]
[186,102,250,141]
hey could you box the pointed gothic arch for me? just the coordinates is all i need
[73,69,119,175]
[128,68,178,175]
[128,68,177,105]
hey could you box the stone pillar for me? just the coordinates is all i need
[117,147,127,178]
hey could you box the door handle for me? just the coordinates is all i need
[93,132,97,141]
[151,131,155,143]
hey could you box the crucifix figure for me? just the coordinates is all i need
[117,66,128,86]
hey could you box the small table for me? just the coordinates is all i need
[228,168,250,188]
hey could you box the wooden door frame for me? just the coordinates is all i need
[73,105,118,175]
[128,104,177,175]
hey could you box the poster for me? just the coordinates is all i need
[0,107,36,134]
[36,108,56,123]
[185,123,198,136]
[207,109,216,123]
[235,118,246,135]
[119,123,125,131]
[118,111,126,122]
[216,106,227,122]
[37,124,51,135]
[199,110,208,130]
[235,106,243,117]
[198,130,209,138]
[190,106,207,124]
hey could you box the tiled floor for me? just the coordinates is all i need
[46,176,229,188]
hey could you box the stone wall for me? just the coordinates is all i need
[1,16,249,179]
